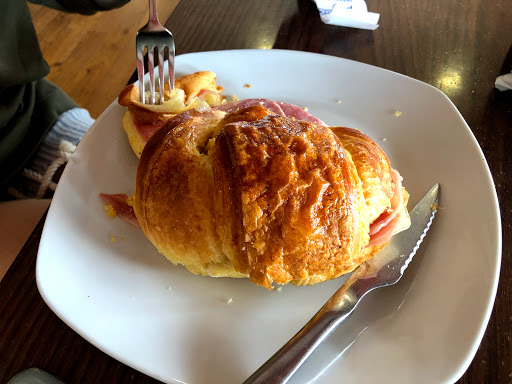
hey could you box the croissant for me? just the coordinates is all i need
[134,104,410,289]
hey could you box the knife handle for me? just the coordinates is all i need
[243,268,372,384]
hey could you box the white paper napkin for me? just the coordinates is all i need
[495,71,512,91]
[314,0,380,30]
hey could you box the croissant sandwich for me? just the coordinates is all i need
[101,71,410,289]
[130,103,411,289]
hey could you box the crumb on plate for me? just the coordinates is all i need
[104,204,116,218]
[126,195,135,207]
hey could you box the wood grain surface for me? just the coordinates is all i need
[1,0,510,383]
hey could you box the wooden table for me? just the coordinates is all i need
[1,0,510,383]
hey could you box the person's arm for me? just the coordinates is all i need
[28,0,130,15]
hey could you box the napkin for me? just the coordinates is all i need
[313,0,380,30]
[495,71,512,91]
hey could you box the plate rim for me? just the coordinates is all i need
[36,49,502,384]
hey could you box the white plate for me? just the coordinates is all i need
[37,50,501,384]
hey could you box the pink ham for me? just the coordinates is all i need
[368,169,404,247]
[214,98,284,115]
[275,101,326,126]
[214,99,325,125]
[132,117,166,142]
[99,193,140,227]
[368,210,403,247]
[134,109,197,144]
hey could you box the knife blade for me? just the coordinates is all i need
[243,183,440,384]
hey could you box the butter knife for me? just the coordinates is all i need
[244,183,440,384]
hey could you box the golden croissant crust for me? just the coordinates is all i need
[330,127,394,224]
[134,105,409,289]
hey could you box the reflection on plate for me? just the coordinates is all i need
[36,50,501,384]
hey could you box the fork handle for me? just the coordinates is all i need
[148,0,159,24]
[243,270,372,384]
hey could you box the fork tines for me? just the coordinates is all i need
[136,30,175,105]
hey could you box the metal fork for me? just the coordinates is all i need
[136,0,175,105]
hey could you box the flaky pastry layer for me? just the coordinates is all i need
[134,105,409,288]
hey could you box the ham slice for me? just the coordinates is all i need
[133,110,195,144]
[99,193,140,227]
[368,169,404,247]
[132,117,165,142]
[214,99,326,125]
[275,101,326,126]
[214,98,284,115]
